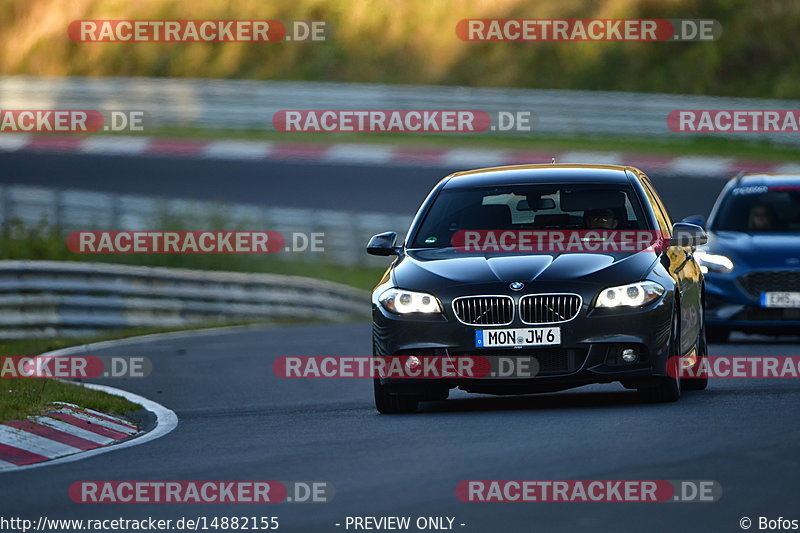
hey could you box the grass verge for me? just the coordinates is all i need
[0,380,142,425]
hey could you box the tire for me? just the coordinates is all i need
[373,379,419,414]
[707,327,730,344]
[639,309,681,403]
[683,304,709,391]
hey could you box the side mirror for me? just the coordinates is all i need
[671,222,708,247]
[367,232,401,256]
[681,214,706,228]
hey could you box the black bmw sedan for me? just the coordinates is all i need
[367,164,708,413]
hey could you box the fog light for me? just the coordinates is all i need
[621,349,638,363]
[405,355,421,372]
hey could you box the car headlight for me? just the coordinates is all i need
[595,281,665,308]
[693,250,734,274]
[379,288,442,314]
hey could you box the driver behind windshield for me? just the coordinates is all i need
[584,208,619,230]
[748,203,776,230]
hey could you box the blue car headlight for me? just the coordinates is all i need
[694,250,734,274]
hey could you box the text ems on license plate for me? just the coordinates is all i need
[761,292,800,308]
[475,327,561,347]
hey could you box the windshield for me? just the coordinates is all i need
[410,183,648,248]
[712,185,800,232]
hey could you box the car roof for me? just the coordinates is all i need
[732,173,800,187]
[441,164,640,189]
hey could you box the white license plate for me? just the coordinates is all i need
[761,292,800,308]
[475,327,561,347]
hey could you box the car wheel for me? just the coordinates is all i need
[683,309,709,391]
[639,310,681,403]
[373,379,420,414]
[707,327,730,344]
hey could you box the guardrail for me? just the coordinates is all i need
[0,261,370,339]
[1,76,799,144]
[0,184,412,267]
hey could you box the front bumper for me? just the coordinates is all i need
[372,283,674,395]
[705,269,800,330]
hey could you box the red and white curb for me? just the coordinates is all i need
[0,403,138,470]
[1,133,798,177]
[0,337,180,472]
[0,325,267,472]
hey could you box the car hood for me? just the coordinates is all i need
[393,248,658,291]
[706,231,800,270]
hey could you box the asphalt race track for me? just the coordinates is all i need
[0,151,727,220]
[2,151,795,532]
[2,323,799,532]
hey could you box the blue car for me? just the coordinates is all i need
[684,173,800,342]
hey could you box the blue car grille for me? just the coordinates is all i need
[738,271,800,298]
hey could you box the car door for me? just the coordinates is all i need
[638,174,703,356]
